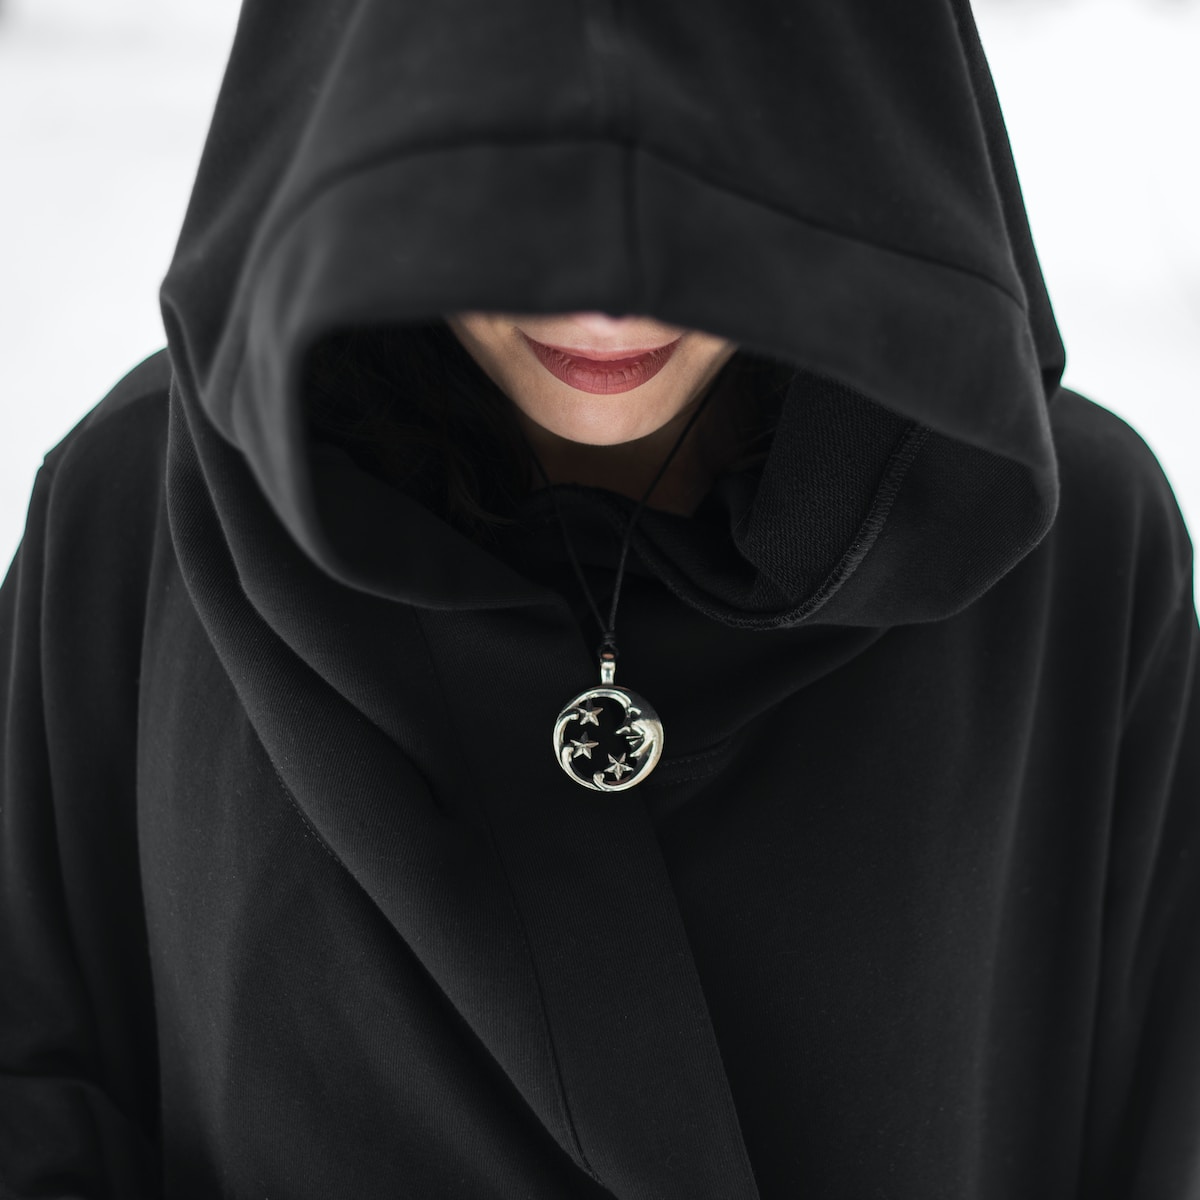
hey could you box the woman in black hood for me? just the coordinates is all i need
[1,1,1197,1197]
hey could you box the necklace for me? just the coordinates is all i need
[525,382,719,791]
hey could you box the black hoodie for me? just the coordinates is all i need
[2,1,1197,1197]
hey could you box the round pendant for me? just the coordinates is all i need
[553,683,664,791]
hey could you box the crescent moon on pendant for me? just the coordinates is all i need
[552,685,664,791]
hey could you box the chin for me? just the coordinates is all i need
[540,412,657,447]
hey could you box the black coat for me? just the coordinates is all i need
[2,0,1197,1196]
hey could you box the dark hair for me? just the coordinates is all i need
[302,319,792,547]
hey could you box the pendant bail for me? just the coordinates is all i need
[598,639,617,685]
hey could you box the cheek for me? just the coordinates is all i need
[456,314,518,369]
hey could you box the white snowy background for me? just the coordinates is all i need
[2,0,1198,608]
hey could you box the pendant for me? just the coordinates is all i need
[553,654,664,791]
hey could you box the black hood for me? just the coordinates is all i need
[159,0,1065,630]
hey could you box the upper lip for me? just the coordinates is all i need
[524,334,681,362]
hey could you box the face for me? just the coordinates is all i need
[445,312,737,446]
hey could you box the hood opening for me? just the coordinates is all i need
[300,320,796,541]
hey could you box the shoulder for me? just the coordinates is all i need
[42,347,172,482]
[1051,386,1189,518]
[20,349,175,625]
[1042,385,1195,672]
[32,348,173,551]
[1049,387,1193,584]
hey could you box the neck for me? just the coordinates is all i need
[515,369,749,517]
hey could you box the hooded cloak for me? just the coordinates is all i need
[2,0,1197,1196]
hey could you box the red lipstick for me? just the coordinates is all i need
[520,332,681,394]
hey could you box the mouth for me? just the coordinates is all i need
[520,332,682,395]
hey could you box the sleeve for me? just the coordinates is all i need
[1080,562,1200,1196]
[0,463,161,1198]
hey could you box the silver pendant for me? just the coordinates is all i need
[553,656,664,791]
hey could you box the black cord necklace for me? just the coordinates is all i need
[525,381,719,791]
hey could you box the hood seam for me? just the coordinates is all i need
[579,420,934,631]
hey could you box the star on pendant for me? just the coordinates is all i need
[568,735,599,760]
[574,702,603,727]
[604,752,633,781]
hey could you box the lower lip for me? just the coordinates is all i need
[521,333,681,394]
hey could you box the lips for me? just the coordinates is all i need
[520,332,681,394]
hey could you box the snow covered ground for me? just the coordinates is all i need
[1,0,1198,606]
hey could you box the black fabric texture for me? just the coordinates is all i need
[2,0,1198,1197]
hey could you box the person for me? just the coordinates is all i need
[1,0,1196,1196]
